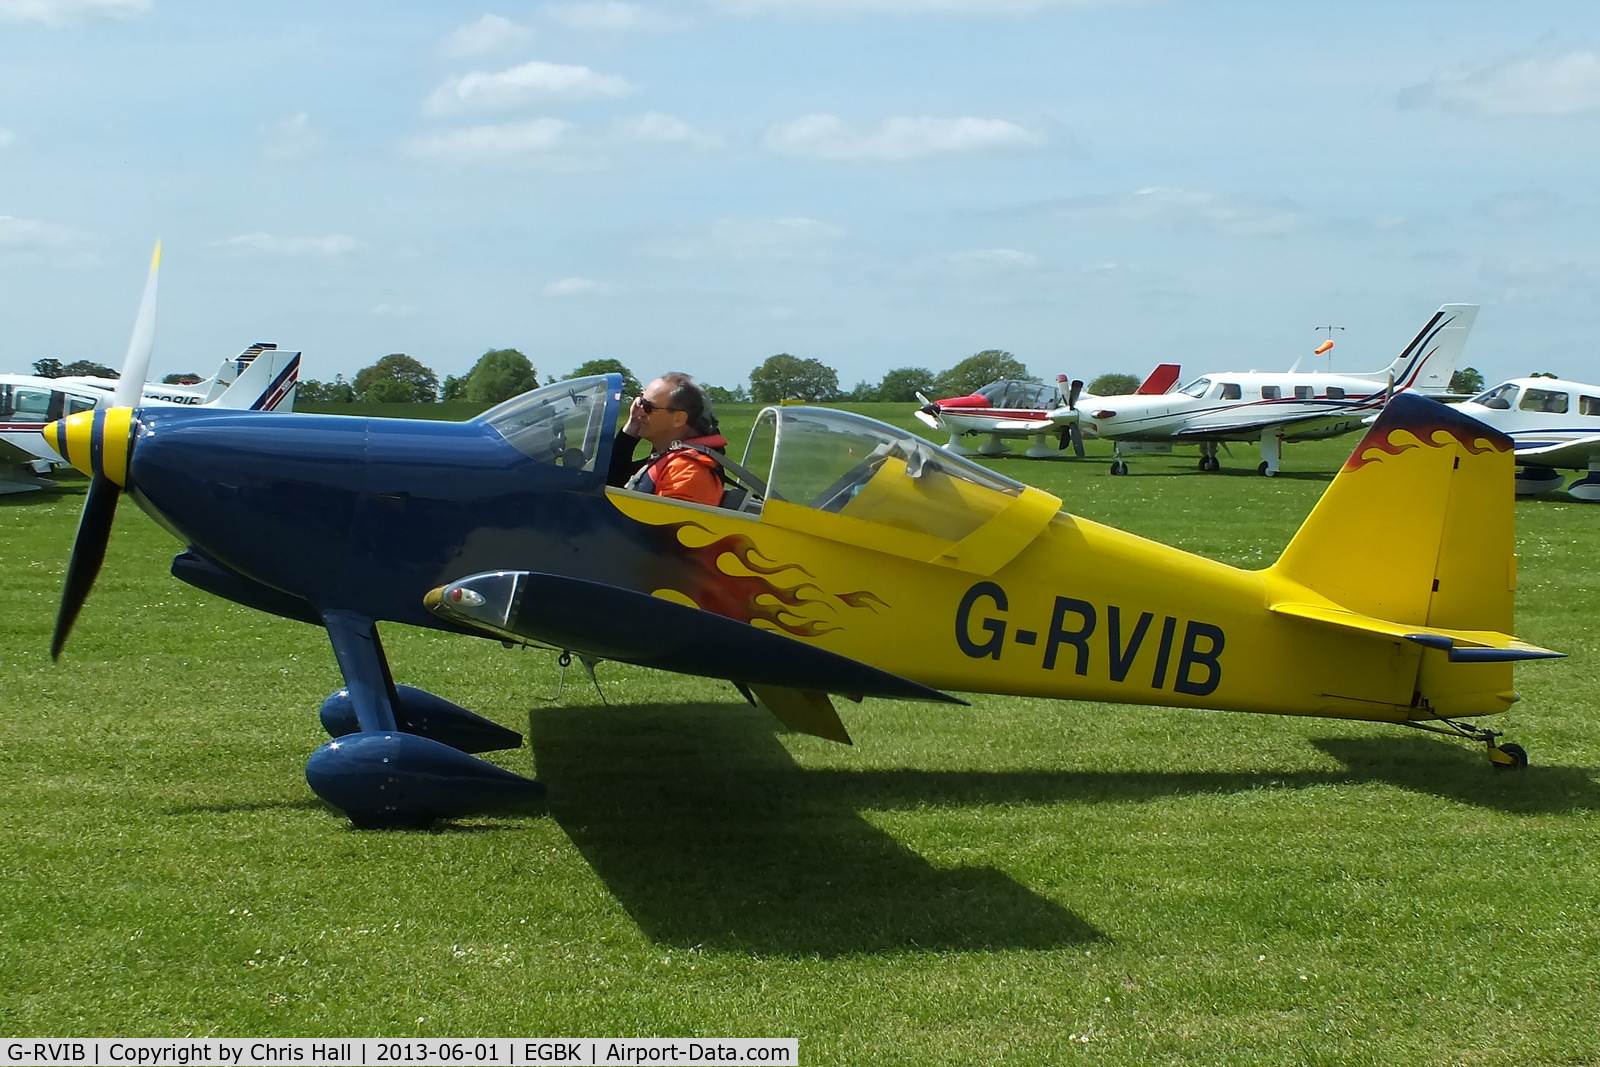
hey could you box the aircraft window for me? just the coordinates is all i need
[9,388,54,422]
[1520,388,1568,414]
[1261,385,1281,400]
[1294,385,1313,400]
[976,380,1054,409]
[1326,386,1345,400]
[745,406,1029,542]
[1581,396,1600,416]
[477,374,616,470]
[1471,383,1519,410]
[1177,377,1211,399]
[67,395,97,415]
[1220,383,1242,400]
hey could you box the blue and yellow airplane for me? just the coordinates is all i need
[45,247,1561,826]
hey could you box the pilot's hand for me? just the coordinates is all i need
[623,395,649,437]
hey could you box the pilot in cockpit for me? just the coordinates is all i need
[605,372,730,505]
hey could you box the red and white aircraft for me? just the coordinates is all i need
[1079,304,1478,477]
[915,365,1182,458]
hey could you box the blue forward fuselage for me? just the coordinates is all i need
[128,406,630,631]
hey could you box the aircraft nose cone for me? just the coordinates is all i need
[44,407,137,486]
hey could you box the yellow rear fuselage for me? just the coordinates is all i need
[609,489,1508,725]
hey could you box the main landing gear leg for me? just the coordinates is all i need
[1109,447,1129,477]
[1197,441,1220,472]
[1401,717,1529,771]
[306,609,543,828]
[1257,429,1283,477]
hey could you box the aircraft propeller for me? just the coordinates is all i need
[50,241,160,659]
[1066,378,1086,457]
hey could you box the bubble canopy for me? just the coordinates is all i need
[476,374,617,471]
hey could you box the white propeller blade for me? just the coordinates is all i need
[111,240,161,409]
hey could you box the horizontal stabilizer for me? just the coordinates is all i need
[426,570,965,706]
[1270,601,1562,661]
[1402,633,1565,663]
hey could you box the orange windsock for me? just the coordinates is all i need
[1314,339,1334,355]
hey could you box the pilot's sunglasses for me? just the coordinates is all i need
[637,397,681,414]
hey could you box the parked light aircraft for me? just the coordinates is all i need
[2,343,300,494]
[1454,376,1600,500]
[1079,304,1478,476]
[914,366,1182,458]
[40,248,1556,827]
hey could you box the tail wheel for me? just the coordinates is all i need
[1492,743,1529,771]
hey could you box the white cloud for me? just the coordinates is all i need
[544,2,684,31]
[612,111,721,148]
[0,0,148,25]
[542,276,619,296]
[441,14,534,58]
[0,213,96,250]
[643,217,845,260]
[259,112,324,162]
[765,114,1045,161]
[709,0,1136,14]
[1041,187,1308,237]
[1475,191,1565,223]
[423,60,634,117]
[1399,51,1600,117]
[219,233,359,257]
[945,248,1038,268]
[401,119,572,164]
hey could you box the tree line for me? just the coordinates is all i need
[296,348,1066,407]
[277,350,1499,408]
[34,350,1496,406]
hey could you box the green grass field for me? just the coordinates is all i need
[3,406,1598,1065]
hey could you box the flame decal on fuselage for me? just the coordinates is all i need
[648,520,884,638]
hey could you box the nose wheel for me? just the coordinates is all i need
[1110,459,1129,476]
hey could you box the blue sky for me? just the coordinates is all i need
[2,0,1598,393]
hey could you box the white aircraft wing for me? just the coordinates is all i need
[1171,409,1371,442]
[0,438,54,494]
[1515,433,1600,470]
[988,418,1061,433]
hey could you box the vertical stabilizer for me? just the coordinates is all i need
[1270,392,1514,632]
[205,347,300,411]
[1358,304,1478,395]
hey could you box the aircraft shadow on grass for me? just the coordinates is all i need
[527,702,1599,954]
[527,701,1104,957]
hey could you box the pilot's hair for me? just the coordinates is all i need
[661,372,719,438]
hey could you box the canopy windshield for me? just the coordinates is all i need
[741,406,1030,541]
[476,374,618,471]
[975,379,1059,409]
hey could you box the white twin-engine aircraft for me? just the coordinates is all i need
[1078,304,1478,476]
[1455,376,1600,501]
[1,343,300,494]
